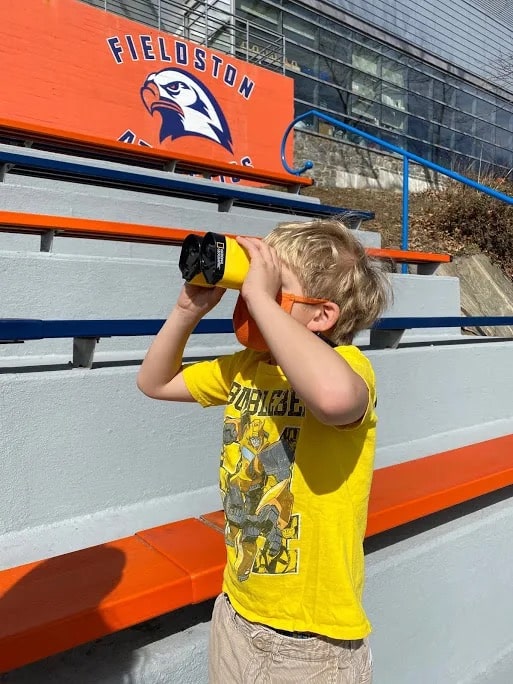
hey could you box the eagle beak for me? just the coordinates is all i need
[141,82,160,113]
[141,82,185,118]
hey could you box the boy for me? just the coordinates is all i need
[137,219,390,683]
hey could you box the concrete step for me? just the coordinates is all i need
[1,339,513,569]
[0,250,459,360]
[0,176,382,256]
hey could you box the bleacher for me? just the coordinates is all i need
[2,4,513,682]
[1,130,513,679]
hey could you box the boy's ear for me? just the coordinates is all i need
[307,301,340,333]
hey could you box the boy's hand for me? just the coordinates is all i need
[176,283,225,320]
[236,236,281,310]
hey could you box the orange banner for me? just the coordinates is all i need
[0,0,294,180]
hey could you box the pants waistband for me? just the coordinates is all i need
[224,593,359,643]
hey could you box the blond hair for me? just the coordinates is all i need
[265,218,391,345]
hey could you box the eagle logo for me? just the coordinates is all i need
[141,68,233,153]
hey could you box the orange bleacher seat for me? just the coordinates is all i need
[0,211,451,268]
[0,117,313,190]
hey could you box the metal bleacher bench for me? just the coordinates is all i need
[0,208,443,259]
[0,117,313,192]
[0,143,375,224]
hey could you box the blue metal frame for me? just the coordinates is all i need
[0,146,374,222]
[281,109,513,258]
[2,317,513,342]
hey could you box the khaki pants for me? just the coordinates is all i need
[208,594,373,684]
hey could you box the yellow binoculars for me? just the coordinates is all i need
[179,232,250,290]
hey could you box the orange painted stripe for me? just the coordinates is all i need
[366,433,513,536]
[0,117,313,187]
[0,210,208,245]
[137,519,225,604]
[367,247,451,264]
[0,536,191,673]
[0,211,450,264]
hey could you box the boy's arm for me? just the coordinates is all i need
[237,237,369,426]
[136,284,225,402]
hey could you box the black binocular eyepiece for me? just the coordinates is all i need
[178,232,250,290]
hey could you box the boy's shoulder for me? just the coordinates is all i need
[335,345,374,373]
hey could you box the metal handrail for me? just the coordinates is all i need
[281,109,513,255]
[86,0,286,72]
[2,317,513,341]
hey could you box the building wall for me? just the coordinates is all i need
[326,0,512,85]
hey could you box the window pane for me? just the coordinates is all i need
[318,29,350,64]
[440,107,454,129]
[380,129,404,148]
[284,13,317,45]
[496,108,512,129]
[433,147,452,168]
[408,116,431,140]
[453,132,476,158]
[495,147,513,168]
[382,85,406,110]
[475,98,495,122]
[437,126,453,148]
[352,72,380,101]
[407,139,432,161]
[408,93,432,119]
[408,69,432,96]
[318,83,349,116]
[453,111,474,133]
[319,57,352,89]
[474,120,495,144]
[338,121,382,149]
[454,89,475,115]
[496,128,513,149]
[292,74,316,104]
[239,0,279,26]
[433,81,454,105]
[382,106,406,131]
[293,101,317,132]
[284,2,320,24]
[350,95,380,124]
[285,42,315,75]
[352,45,379,76]
[382,59,405,86]
[475,141,496,163]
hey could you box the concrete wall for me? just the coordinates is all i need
[294,129,443,192]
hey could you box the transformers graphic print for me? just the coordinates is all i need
[221,409,301,582]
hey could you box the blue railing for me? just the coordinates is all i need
[2,318,512,366]
[281,109,513,257]
[2,317,513,341]
[0,144,374,222]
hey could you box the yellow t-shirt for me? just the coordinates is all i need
[182,345,377,640]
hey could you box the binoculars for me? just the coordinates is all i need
[179,232,250,290]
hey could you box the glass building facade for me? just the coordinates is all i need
[236,0,513,175]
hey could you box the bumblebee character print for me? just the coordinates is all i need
[221,409,301,583]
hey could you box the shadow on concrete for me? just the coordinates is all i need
[0,544,127,681]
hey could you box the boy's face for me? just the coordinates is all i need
[280,264,321,328]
